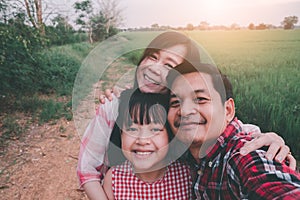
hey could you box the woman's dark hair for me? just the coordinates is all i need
[133,31,201,89]
[107,88,172,166]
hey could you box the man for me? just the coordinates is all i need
[166,62,300,199]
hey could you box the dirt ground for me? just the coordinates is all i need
[0,117,89,200]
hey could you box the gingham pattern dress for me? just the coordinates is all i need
[112,160,192,200]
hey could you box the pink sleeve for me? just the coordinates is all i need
[77,96,119,187]
[238,120,261,135]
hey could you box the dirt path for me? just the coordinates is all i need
[0,118,89,200]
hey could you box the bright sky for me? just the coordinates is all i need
[56,0,300,28]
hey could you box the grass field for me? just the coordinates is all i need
[187,30,300,159]
[91,30,300,159]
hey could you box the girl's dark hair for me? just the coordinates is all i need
[107,88,172,166]
[133,31,201,89]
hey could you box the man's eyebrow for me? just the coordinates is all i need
[194,89,206,93]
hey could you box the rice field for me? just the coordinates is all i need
[187,30,300,159]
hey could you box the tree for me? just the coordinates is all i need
[24,0,45,35]
[199,21,209,30]
[74,0,93,43]
[97,0,123,34]
[256,23,267,30]
[248,23,255,30]
[230,23,240,30]
[74,0,123,43]
[281,16,298,30]
[151,23,159,30]
[186,23,194,31]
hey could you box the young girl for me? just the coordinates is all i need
[103,89,192,199]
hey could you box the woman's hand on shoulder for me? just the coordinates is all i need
[240,132,296,170]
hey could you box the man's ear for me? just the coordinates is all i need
[225,98,235,123]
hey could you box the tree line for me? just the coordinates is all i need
[133,16,299,31]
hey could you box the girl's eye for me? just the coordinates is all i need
[152,128,162,132]
[126,127,138,132]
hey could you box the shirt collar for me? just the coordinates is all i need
[200,117,242,162]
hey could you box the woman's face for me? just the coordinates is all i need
[136,44,187,94]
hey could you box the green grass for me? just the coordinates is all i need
[187,30,300,159]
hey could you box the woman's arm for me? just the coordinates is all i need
[77,95,119,190]
[103,168,114,200]
[239,121,296,170]
[83,181,108,200]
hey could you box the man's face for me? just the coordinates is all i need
[167,72,230,149]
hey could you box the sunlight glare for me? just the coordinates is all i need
[205,0,227,11]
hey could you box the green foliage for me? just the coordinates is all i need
[0,21,44,95]
[45,15,87,46]
[39,100,63,123]
[122,49,143,65]
[0,116,27,151]
[36,50,81,95]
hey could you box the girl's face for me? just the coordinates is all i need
[121,122,169,172]
[136,44,187,94]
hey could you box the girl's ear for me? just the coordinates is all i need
[225,98,235,123]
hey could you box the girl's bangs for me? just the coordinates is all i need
[123,102,167,128]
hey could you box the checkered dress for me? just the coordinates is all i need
[112,160,192,200]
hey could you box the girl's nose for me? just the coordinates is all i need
[135,136,151,145]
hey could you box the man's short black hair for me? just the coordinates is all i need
[167,61,233,103]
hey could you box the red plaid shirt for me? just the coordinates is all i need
[111,160,192,200]
[192,118,300,199]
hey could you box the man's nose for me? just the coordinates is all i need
[179,100,197,117]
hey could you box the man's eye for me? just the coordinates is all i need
[194,97,208,104]
[170,99,180,107]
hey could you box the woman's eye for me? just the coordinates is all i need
[164,63,174,69]
[149,54,158,61]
